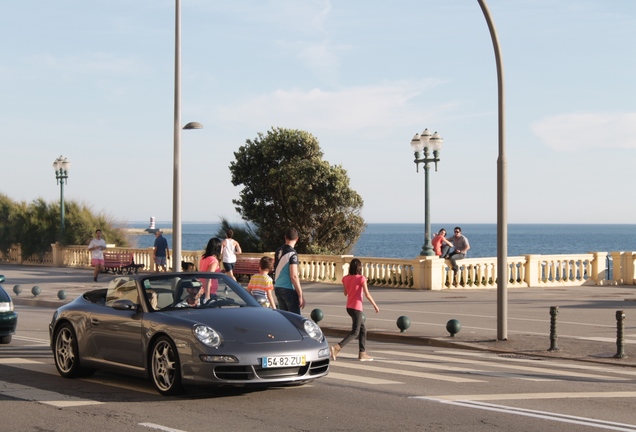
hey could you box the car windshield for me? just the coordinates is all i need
[141,272,259,311]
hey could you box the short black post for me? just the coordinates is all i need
[615,310,626,359]
[548,306,559,352]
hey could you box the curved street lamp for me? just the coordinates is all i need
[172,0,204,271]
[411,129,443,256]
[52,155,71,239]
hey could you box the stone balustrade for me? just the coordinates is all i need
[1,243,634,289]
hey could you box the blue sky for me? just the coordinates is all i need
[2,1,635,225]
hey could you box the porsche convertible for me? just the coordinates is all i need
[49,272,330,395]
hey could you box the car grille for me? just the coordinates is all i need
[307,358,329,375]
[215,365,254,381]
[214,359,329,381]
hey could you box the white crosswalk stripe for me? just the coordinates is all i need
[326,348,636,385]
[0,379,103,407]
[330,353,485,383]
[434,349,636,377]
[373,349,630,382]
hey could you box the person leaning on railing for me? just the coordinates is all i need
[445,227,470,280]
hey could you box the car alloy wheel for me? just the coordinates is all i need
[53,323,94,378]
[150,336,184,396]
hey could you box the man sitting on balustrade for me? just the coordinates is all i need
[445,227,470,282]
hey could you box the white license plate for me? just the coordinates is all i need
[262,355,306,368]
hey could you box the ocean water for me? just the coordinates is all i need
[124,222,636,260]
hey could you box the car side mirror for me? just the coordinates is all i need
[112,299,138,311]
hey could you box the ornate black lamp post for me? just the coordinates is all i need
[410,129,443,256]
[52,155,70,239]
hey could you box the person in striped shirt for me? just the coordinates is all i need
[247,256,276,309]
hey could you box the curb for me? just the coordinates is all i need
[13,297,70,309]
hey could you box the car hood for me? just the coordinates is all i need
[162,307,305,343]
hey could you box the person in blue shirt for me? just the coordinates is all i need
[153,231,170,272]
[273,228,305,314]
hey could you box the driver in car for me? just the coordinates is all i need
[176,285,202,308]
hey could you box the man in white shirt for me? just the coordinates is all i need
[88,229,107,282]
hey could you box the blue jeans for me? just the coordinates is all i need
[448,251,466,273]
[338,308,367,352]
[274,288,301,314]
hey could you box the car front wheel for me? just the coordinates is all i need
[150,336,184,396]
[53,323,94,378]
[0,335,11,344]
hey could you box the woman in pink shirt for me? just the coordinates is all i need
[199,237,222,301]
[330,258,380,362]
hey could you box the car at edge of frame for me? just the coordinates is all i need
[49,272,329,396]
[0,275,18,344]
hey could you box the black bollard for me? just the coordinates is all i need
[615,310,626,359]
[548,306,559,352]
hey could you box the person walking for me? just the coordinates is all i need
[330,258,380,362]
[88,229,107,282]
[247,256,277,309]
[199,238,222,301]
[273,228,305,314]
[153,230,170,272]
[221,229,242,280]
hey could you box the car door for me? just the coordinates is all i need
[89,278,144,367]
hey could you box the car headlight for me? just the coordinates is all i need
[193,325,222,348]
[303,319,324,342]
[0,301,13,312]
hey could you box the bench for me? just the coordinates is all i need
[231,258,262,281]
[102,252,144,275]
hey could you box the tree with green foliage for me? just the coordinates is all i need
[229,127,365,254]
[0,193,129,260]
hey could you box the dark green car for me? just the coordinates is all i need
[0,275,18,344]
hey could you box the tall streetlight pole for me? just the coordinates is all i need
[477,0,508,341]
[52,156,71,240]
[410,129,443,256]
[172,0,203,271]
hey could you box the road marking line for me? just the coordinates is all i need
[414,391,636,402]
[374,350,629,381]
[415,397,636,431]
[325,371,402,385]
[12,335,50,344]
[1,360,158,395]
[331,359,484,383]
[0,379,103,407]
[0,358,43,364]
[434,350,636,377]
[83,377,158,395]
[338,352,554,382]
[139,423,188,432]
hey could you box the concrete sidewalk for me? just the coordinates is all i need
[2,264,635,367]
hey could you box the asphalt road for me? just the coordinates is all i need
[2,304,636,431]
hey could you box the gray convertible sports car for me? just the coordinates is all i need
[49,272,330,395]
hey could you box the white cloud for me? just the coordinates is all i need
[214,79,451,133]
[532,112,636,151]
